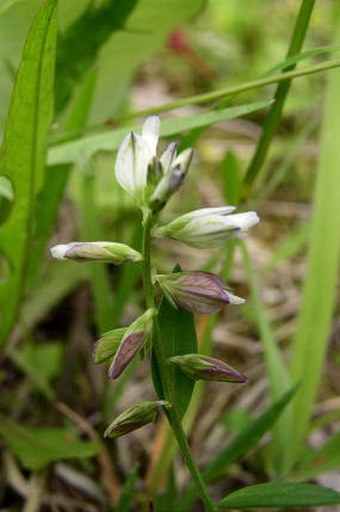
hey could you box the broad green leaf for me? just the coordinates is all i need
[48,100,271,166]
[219,483,340,509]
[152,273,198,418]
[0,415,101,471]
[203,386,298,481]
[0,0,57,344]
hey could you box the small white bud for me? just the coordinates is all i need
[153,208,259,248]
[50,241,142,264]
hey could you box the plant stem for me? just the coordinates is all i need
[141,210,217,512]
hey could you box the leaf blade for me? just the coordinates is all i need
[219,483,340,509]
[0,0,57,343]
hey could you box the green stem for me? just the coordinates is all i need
[121,58,339,121]
[244,0,315,189]
[142,210,217,512]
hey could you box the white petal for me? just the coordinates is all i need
[160,142,177,173]
[114,132,153,201]
[226,211,260,230]
[132,133,154,196]
[179,206,236,221]
[141,116,160,154]
[50,244,68,259]
[114,133,136,195]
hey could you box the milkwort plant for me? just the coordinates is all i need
[51,116,259,511]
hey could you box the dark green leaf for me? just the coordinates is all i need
[219,483,340,509]
[0,415,101,471]
[152,268,198,418]
[0,0,57,344]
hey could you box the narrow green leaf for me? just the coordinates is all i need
[290,9,340,463]
[48,101,271,166]
[221,151,242,206]
[152,276,198,418]
[244,0,316,187]
[115,463,139,512]
[0,0,57,344]
[261,44,340,78]
[240,242,291,475]
[219,483,340,509]
[204,386,298,481]
[0,415,101,471]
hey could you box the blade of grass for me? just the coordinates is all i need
[179,386,298,511]
[239,242,291,476]
[0,0,57,344]
[289,7,340,464]
[244,0,315,188]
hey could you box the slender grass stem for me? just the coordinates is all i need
[141,210,217,512]
[120,59,339,121]
[244,0,315,189]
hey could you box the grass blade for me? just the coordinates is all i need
[290,8,340,463]
[244,0,315,188]
[203,386,298,482]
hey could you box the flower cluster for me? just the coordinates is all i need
[50,116,259,437]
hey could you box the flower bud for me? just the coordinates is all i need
[169,354,247,383]
[153,207,259,248]
[108,309,155,379]
[156,271,245,315]
[104,400,168,438]
[149,148,194,212]
[159,142,177,173]
[94,327,127,364]
[114,116,160,204]
[50,242,142,264]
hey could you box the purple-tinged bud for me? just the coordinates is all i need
[94,327,127,364]
[149,148,194,212]
[108,309,155,379]
[169,354,247,383]
[50,241,142,264]
[156,271,245,315]
[104,400,168,439]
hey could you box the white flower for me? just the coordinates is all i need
[50,241,142,264]
[153,207,260,248]
[114,116,160,204]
